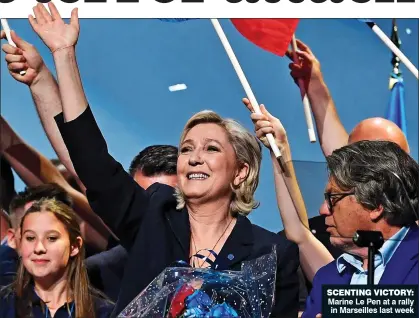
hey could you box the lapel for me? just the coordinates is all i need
[165,207,191,259]
[324,255,357,285]
[213,215,254,270]
[337,266,354,284]
[379,225,419,284]
[325,260,355,285]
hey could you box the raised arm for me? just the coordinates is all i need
[28,3,150,248]
[0,30,86,195]
[0,209,11,240]
[243,98,333,282]
[1,29,116,243]
[28,3,87,122]
[0,116,110,251]
[286,40,349,157]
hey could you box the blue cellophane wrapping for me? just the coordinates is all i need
[117,247,277,317]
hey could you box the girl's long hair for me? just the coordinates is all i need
[13,198,96,318]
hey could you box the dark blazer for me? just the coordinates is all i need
[277,231,308,312]
[56,106,300,317]
[0,244,18,288]
[302,225,419,318]
[85,244,128,302]
[283,215,343,310]
[308,215,342,259]
[85,185,165,302]
[0,156,16,213]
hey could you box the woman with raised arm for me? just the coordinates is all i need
[0,198,114,317]
[27,3,300,317]
[242,98,334,282]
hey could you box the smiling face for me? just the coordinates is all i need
[177,123,245,206]
[20,212,80,281]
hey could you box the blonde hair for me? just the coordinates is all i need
[175,110,262,215]
[15,198,96,318]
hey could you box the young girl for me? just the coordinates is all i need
[0,198,114,317]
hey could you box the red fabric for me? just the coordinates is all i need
[168,284,195,317]
[230,19,299,57]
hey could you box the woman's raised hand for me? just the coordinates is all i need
[242,98,288,150]
[29,2,79,53]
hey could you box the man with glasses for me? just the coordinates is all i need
[286,36,412,278]
[302,140,418,318]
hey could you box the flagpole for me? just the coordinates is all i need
[364,20,418,80]
[0,18,26,76]
[210,18,287,172]
[386,19,407,138]
[291,34,316,143]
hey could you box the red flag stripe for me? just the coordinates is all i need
[230,19,299,57]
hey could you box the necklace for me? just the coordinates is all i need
[190,217,234,268]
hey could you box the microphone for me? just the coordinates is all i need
[353,230,384,249]
[353,230,384,286]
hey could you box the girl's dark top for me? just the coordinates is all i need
[55,106,300,318]
[0,287,114,318]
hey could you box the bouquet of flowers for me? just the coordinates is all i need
[118,247,277,317]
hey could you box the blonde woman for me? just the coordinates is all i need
[24,3,300,317]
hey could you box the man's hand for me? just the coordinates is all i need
[1,30,46,86]
[29,2,80,53]
[285,39,325,95]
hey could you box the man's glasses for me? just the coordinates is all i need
[324,191,355,213]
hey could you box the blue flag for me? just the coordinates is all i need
[386,73,407,137]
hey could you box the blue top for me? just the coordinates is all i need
[0,286,114,318]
